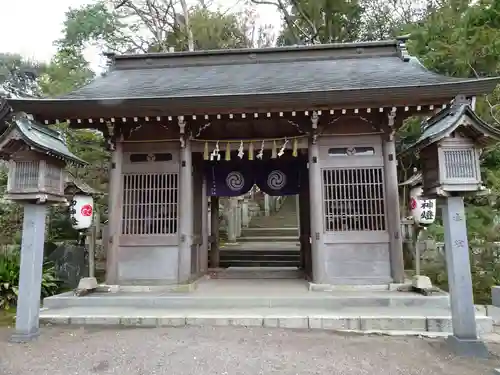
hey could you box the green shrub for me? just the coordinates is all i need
[421,241,500,305]
[0,251,61,310]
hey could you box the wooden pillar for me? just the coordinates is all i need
[383,126,405,283]
[105,139,123,285]
[201,176,209,273]
[298,191,307,271]
[210,196,220,268]
[309,138,327,283]
[178,134,193,282]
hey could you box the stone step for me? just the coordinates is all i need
[220,250,300,258]
[219,260,301,268]
[241,227,299,237]
[38,307,493,336]
[212,267,303,279]
[219,242,301,268]
[220,248,301,267]
[43,291,451,310]
[238,236,299,242]
[220,242,300,250]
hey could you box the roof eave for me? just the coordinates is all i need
[401,104,500,155]
[22,139,88,167]
[464,106,500,141]
[8,78,500,120]
[10,119,88,167]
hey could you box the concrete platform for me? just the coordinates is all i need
[39,279,494,335]
[43,279,451,310]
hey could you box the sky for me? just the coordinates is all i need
[0,0,280,68]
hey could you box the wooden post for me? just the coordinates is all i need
[308,138,327,283]
[86,205,99,279]
[383,119,405,283]
[178,135,193,282]
[105,140,123,285]
[87,226,96,279]
[210,196,220,268]
[201,176,209,273]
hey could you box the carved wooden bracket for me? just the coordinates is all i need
[178,116,186,148]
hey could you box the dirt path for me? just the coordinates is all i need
[1,325,500,375]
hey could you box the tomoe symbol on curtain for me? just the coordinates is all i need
[267,170,287,190]
[226,171,245,191]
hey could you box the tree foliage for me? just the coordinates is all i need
[0,54,45,98]
[52,0,275,54]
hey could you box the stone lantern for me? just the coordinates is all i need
[0,112,86,342]
[416,100,494,199]
[402,96,500,358]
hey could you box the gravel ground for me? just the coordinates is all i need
[1,325,500,375]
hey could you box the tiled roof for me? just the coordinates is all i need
[59,56,488,101]
[64,171,100,195]
[7,39,500,119]
[0,114,87,166]
[401,102,500,154]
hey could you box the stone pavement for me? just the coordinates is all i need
[1,325,500,375]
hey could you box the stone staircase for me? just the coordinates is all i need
[39,279,494,337]
[219,196,300,268]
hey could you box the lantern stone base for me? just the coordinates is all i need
[77,277,98,290]
[412,275,433,290]
[9,330,40,343]
[446,335,489,358]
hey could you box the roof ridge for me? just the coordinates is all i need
[396,40,410,62]
[106,39,400,61]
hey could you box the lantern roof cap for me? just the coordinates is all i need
[400,99,500,156]
[0,112,87,166]
[399,172,422,187]
[64,171,101,196]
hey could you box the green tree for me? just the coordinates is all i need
[54,0,274,54]
[165,6,252,51]
[360,0,438,40]
[39,49,94,98]
[0,53,45,98]
[253,0,365,45]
